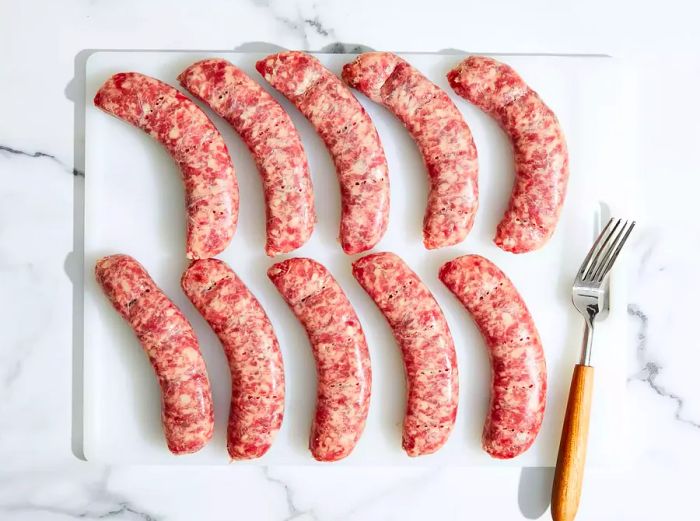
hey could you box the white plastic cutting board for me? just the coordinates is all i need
[83,51,635,465]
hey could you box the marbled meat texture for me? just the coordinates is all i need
[439,254,546,459]
[352,252,458,456]
[343,52,479,249]
[256,52,389,255]
[447,56,569,253]
[181,258,285,460]
[267,257,371,461]
[179,59,315,256]
[94,72,238,259]
[95,254,214,454]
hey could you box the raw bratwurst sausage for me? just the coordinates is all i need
[179,59,315,256]
[343,52,479,249]
[352,252,458,456]
[256,52,390,255]
[439,254,546,459]
[95,254,214,454]
[94,72,238,259]
[181,258,285,459]
[267,257,371,461]
[447,56,569,253]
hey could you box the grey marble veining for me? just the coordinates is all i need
[262,466,319,521]
[250,0,336,49]
[0,145,84,177]
[628,304,700,430]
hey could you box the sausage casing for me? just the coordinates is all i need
[343,52,478,249]
[95,254,214,454]
[439,254,546,458]
[352,252,458,456]
[182,258,285,459]
[447,56,568,253]
[257,52,390,254]
[268,257,371,461]
[94,72,238,259]
[179,59,314,256]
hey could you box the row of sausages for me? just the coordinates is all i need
[94,51,568,259]
[96,252,545,461]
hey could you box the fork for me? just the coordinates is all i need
[551,217,636,521]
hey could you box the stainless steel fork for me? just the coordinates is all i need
[551,218,635,521]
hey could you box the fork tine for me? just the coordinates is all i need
[577,218,615,278]
[583,218,622,280]
[591,219,629,280]
[593,220,635,282]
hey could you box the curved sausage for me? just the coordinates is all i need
[178,59,315,256]
[352,252,458,456]
[343,52,479,249]
[181,259,285,459]
[256,52,389,255]
[447,56,569,253]
[267,257,371,461]
[94,73,238,259]
[438,254,546,458]
[95,254,214,454]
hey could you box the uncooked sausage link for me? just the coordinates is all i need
[256,52,390,255]
[179,59,315,256]
[94,72,238,259]
[343,52,479,249]
[95,254,214,455]
[352,251,458,456]
[267,257,371,461]
[439,254,546,459]
[447,56,569,253]
[181,258,285,459]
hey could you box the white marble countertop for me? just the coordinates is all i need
[1,1,698,519]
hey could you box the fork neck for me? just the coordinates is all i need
[580,316,595,366]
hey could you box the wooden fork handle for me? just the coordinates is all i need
[551,364,594,521]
